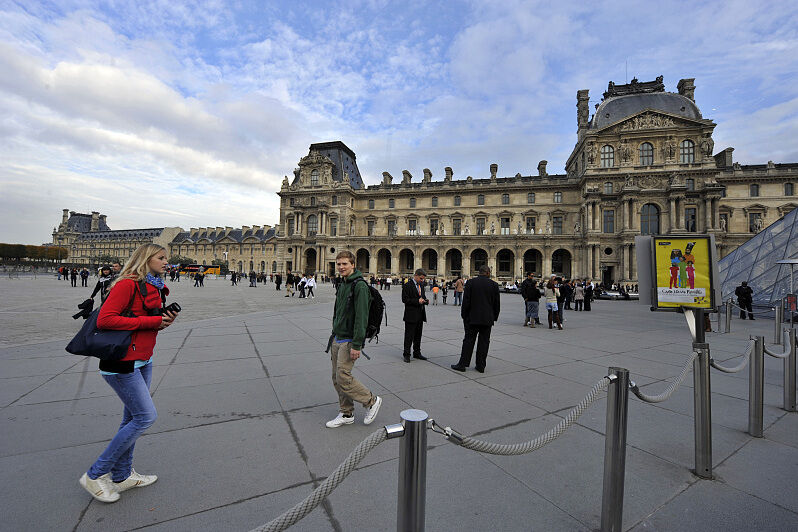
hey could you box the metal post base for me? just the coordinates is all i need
[693,344,713,479]
[601,368,630,532]
[397,409,428,532]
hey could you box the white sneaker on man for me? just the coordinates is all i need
[326,413,355,428]
[79,473,120,503]
[363,396,383,425]
[114,469,158,493]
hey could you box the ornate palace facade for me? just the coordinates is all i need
[275,77,798,284]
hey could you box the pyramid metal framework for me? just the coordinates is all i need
[718,207,798,307]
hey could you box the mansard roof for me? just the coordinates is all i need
[592,92,702,130]
[66,213,111,232]
[75,228,164,241]
[170,227,275,245]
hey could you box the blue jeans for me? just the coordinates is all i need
[525,300,539,320]
[454,292,463,305]
[88,363,157,481]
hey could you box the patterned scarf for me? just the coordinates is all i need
[145,273,165,289]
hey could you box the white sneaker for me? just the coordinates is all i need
[326,413,355,428]
[79,473,120,503]
[363,396,383,425]
[114,469,157,493]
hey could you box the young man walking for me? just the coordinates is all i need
[326,251,382,428]
[401,269,429,363]
[520,272,541,327]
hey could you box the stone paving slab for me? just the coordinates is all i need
[0,276,796,531]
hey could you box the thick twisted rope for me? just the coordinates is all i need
[764,330,793,359]
[631,351,699,403]
[710,340,756,373]
[251,428,387,532]
[437,377,610,455]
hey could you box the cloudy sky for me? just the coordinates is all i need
[1,0,797,244]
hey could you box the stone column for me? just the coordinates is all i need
[669,198,676,232]
[620,245,627,281]
[413,249,421,272]
[463,248,471,278]
[630,243,636,280]
[368,250,376,275]
[488,250,497,276]
[705,198,712,230]
[390,248,399,276]
[593,245,600,279]
[622,201,629,231]
[514,248,523,279]
[586,203,593,231]
[713,198,720,230]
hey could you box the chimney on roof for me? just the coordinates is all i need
[91,212,99,232]
[99,215,107,227]
[216,227,223,234]
[444,167,453,182]
[423,168,432,183]
[714,147,734,168]
[577,89,590,130]
[490,163,498,180]
[225,226,233,235]
[190,228,198,237]
[263,225,272,233]
[538,160,548,177]
[62,209,69,225]
[252,225,261,232]
[382,171,393,185]
[242,226,251,232]
[677,78,695,102]
[402,170,412,184]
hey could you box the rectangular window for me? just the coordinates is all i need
[500,217,510,235]
[368,199,375,209]
[554,191,562,203]
[389,198,395,208]
[330,219,337,236]
[685,207,697,232]
[454,195,461,206]
[476,218,486,235]
[453,219,462,235]
[410,198,416,208]
[477,194,485,206]
[367,220,375,236]
[432,197,438,207]
[526,217,536,234]
[527,192,535,204]
[603,210,615,233]
[332,195,338,206]
[387,220,396,236]
[786,183,794,196]
[287,218,295,235]
[408,219,417,234]
[430,219,438,235]
[502,193,509,205]
[553,216,563,235]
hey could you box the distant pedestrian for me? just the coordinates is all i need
[451,265,500,373]
[520,272,540,327]
[275,273,282,291]
[306,275,316,298]
[70,268,78,287]
[735,281,754,320]
[583,279,593,311]
[431,280,439,305]
[441,283,448,304]
[401,269,429,363]
[90,265,115,303]
[453,276,464,306]
[544,277,563,330]
[249,270,257,287]
[285,271,294,297]
[325,251,382,429]
[80,268,90,287]
[298,275,307,298]
[574,282,585,311]
[231,271,238,286]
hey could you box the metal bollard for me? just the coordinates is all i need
[748,336,765,437]
[397,409,428,532]
[693,344,713,479]
[785,328,797,412]
[725,300,732,333]
[775,305,784,345]
[601,368,630,532]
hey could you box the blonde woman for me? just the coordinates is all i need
[79,244,177,503]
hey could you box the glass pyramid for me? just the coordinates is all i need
[718,207,798,308]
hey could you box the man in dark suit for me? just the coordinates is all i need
[452,265,500,373]
[401,269,429,362]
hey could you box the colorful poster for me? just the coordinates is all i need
[653,237,714,309]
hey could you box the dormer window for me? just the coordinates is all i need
[310,169,319,186]
[639,142,654,165]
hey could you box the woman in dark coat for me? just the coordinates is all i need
[583,279,593,311]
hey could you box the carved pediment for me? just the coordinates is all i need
[298,150,334,167]
[600,110,705,134]
[623,175,666,190]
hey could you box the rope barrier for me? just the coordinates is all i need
[428,376,610,455]
[728,301,776,317]
[631,351,699,403]
[764,330,792,359]
[251,428,387,532]
[710,340,756,373]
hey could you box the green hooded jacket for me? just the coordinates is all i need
[332,270,371,350]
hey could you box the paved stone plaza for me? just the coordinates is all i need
[1,276,797,531]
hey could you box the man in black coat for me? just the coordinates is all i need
[735,281,755,320]
[401,269,429,362]
[452,265,501,373]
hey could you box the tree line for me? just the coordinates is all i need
[0,243,69,263]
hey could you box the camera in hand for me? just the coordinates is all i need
[156,302,182,315]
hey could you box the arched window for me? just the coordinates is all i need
[501,193,509,205]
[785,183,794,196]
[527,192,535,204]
[679,140,695,163]
[639,142,654,165]
[601,145,614,168]
[431,196,438,207]
[641,204,660,235]
[310,169,319,186]
[750,184,759,197]
[306,215,318,235]
[604,182,613,194]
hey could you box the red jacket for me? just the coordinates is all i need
[97,278,167,361]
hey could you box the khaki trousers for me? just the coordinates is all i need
[330,341,374,416]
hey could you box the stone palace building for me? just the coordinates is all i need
[274,77,797,284]
[53,76,797,284]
